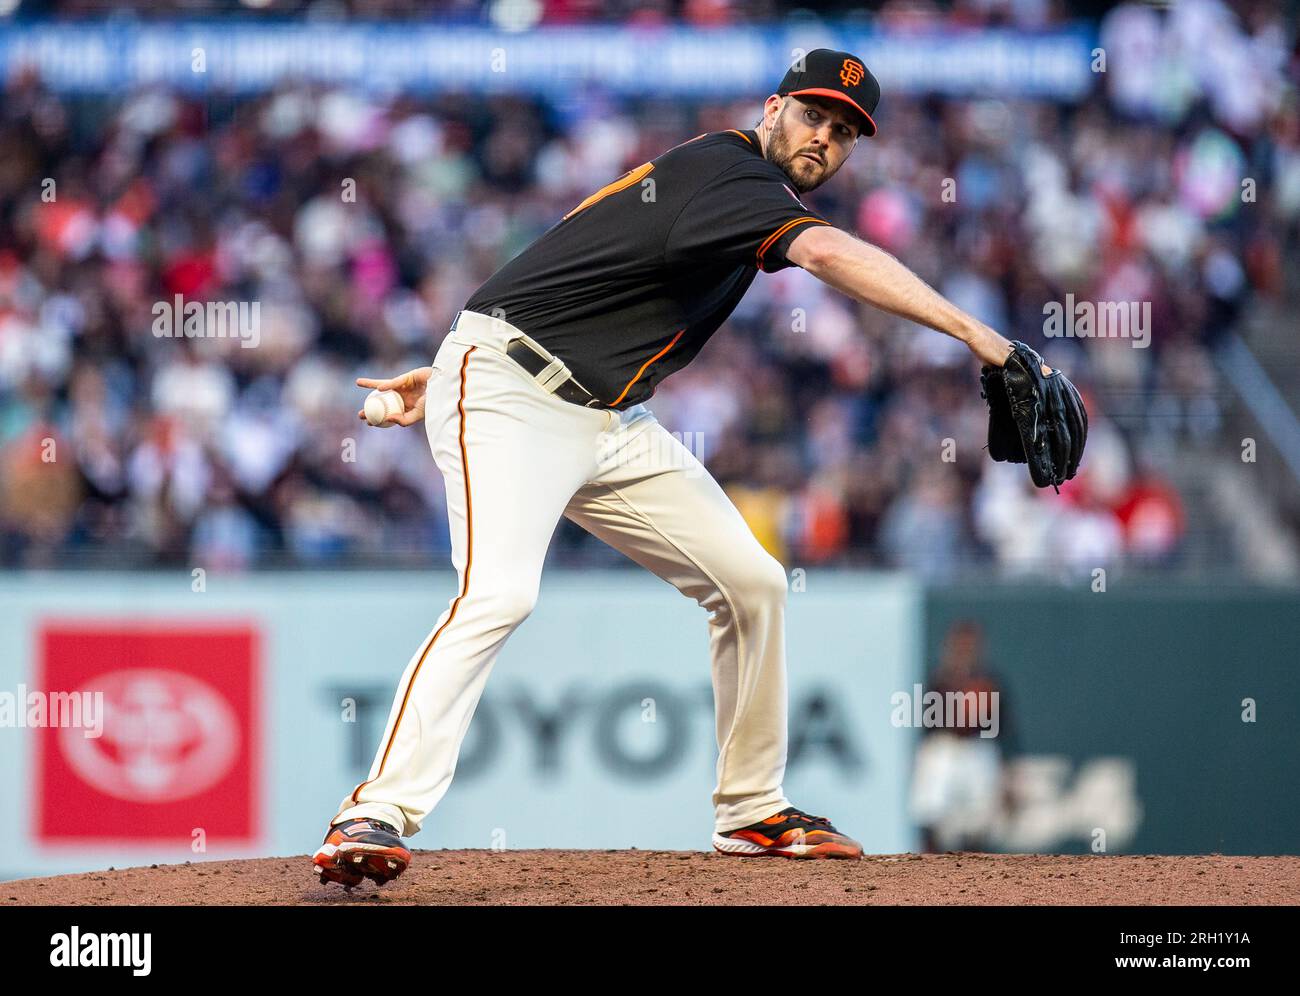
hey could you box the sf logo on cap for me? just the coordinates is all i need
[840,59,865,87]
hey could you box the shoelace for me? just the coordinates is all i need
[786,810,832,827]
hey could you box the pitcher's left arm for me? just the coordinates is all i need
[786,224,1015,369]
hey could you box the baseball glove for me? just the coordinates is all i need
[980,341,1087,491]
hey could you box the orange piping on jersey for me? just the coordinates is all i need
[609,329,685,407]
[756,217,830,269]
[727,129,754,146]
[564,163,655,220]
[349,346,477,808]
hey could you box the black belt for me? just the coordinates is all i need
[504,337,610,410]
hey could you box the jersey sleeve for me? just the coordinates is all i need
[664,162,832,273]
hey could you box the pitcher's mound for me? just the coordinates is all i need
[5,851,1297,905]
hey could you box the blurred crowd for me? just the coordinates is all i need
[0,1,1295,573]
[0,0,1150,29]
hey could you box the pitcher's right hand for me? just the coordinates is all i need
[355,367,433,427]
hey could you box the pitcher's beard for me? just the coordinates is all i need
[766,115,828,193]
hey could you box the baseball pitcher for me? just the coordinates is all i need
[313,49,1086,886]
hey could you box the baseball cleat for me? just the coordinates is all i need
[313,818,412,886]
[713,806,863,859]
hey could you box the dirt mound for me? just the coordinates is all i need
[5,851,1297,905]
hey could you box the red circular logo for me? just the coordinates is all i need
[58,669,240,802]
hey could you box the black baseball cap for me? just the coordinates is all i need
[777,48,880,138]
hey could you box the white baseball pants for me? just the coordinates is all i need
[333,310,793,837]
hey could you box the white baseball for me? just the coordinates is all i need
[363,389,404,427]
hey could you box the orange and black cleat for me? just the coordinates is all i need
[713,806,863,859]
[313,818,412,887]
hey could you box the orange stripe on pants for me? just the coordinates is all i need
[348,345,477,805]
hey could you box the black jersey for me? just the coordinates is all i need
[463,128,831,409]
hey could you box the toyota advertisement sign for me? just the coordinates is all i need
[0,572,918,878]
